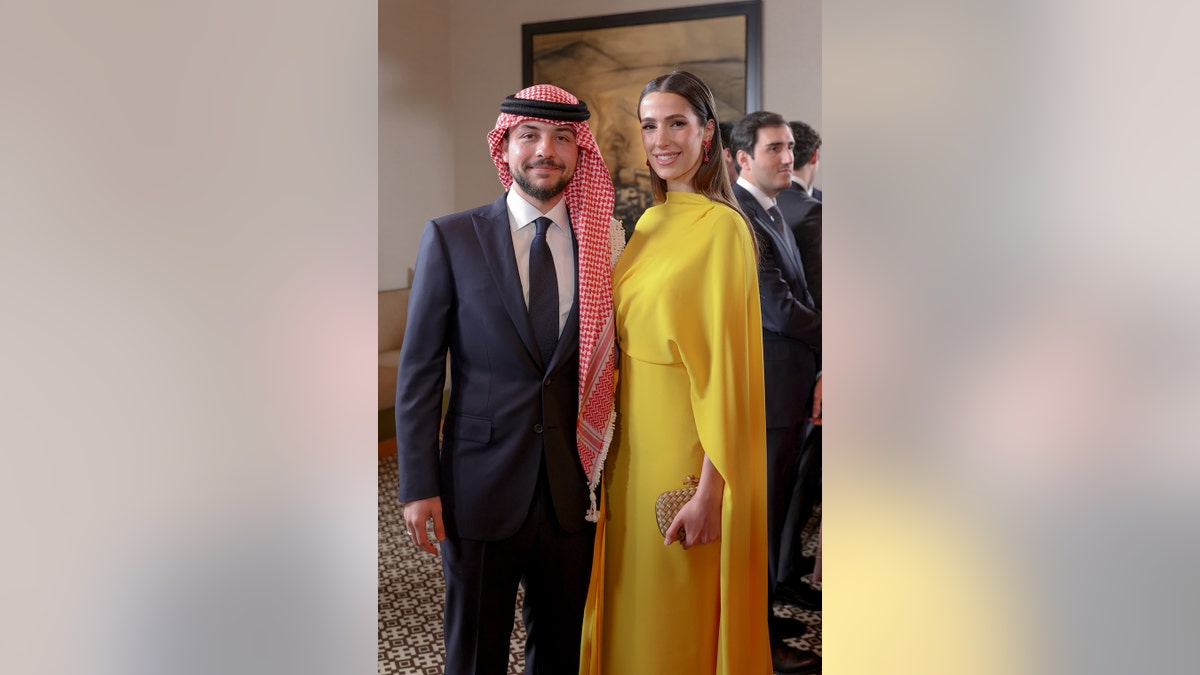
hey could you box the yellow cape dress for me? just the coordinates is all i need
[579,191,772,674]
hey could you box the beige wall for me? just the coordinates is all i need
[380,0,820,290]
[379,0,452,290]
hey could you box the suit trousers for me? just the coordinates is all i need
[766,422,806,601]
[440,467,596,675]
[778,423,822,589]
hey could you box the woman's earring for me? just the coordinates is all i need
[702,140,712,164]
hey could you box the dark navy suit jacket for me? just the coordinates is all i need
[394,194,590,540]
[734,184,821,429]
[776,184,822,309]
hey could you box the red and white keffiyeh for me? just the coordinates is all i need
[487,84,617,521]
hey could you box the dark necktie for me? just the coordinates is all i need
[528,217,559,366]
[769,205,787,236]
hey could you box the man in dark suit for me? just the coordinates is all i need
[775,121,824,605]
[777,120,822,308]
[731,111,822,674]
[788,120,822,202]
[395,85,618,675]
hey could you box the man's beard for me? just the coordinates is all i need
[512,160,572,202]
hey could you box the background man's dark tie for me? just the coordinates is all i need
[769,205,787,236]
[528,216,559,367]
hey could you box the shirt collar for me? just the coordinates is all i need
[507,190,571,235]
[736,176,777,213]
[791,175,811,194]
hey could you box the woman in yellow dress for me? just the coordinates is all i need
[579,70,772,674]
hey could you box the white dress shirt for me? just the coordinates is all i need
[506,189,575,337]
[737,176,780,216]
[791,175,813,197]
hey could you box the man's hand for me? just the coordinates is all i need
[403,496,446,555]
[810,375,822,425]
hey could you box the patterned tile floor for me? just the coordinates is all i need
[379,453,821,674]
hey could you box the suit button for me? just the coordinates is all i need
[544,378,552,387]
[533,424,544,433]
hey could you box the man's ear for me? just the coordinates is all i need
[736,148,751,171]
[499,133,511,164]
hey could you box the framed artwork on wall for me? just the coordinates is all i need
[523,1,762,233]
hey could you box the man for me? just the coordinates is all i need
[788,119,822,201]
[395,85,620,675]
[775,120,823,602]
[731,111,822,674]
[777,120,822,308]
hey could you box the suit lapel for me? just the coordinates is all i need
[736,184,771,231]
[772,217,806,278]
[736,185,807,288]
[474,195,541,366]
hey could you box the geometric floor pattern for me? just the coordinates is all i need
[378,452,821,674]
[378,452,527,674]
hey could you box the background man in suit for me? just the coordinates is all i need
[778,120,823,308]
[788,119,822,202]
[395,85,619,675]
[731,111,822,674]
[776,119,824,608]
[775,119,824,610]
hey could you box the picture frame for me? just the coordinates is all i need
[523,1,762,233]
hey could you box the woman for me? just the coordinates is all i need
[579,70,772,674]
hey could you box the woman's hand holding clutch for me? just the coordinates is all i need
[664,484,722,549]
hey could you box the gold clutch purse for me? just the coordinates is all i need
[655,474,700,541]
